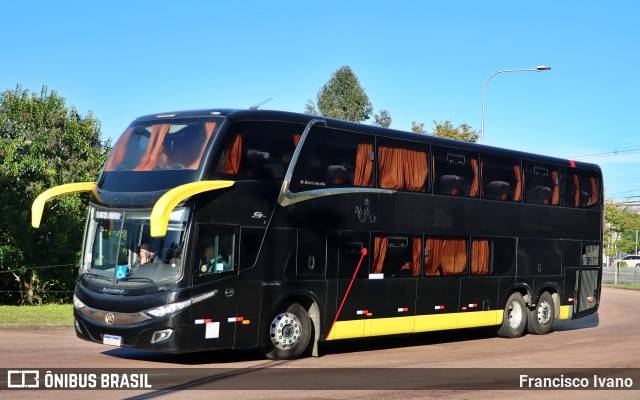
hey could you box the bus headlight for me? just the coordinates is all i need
[73,295,86,310]
[144,299,192,318]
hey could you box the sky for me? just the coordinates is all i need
[1,1,638,201]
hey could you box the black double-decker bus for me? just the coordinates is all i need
[32,109,603,359]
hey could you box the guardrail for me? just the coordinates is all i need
[603,266,640,285]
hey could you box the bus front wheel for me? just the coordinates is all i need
[527,291,555,335]
[262,302,311,360]
[497,292,527,338]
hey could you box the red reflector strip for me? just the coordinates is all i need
[227,317,244,323]
[569,160,576,168]
[397,307,409,312]
[434,305,445,310]
[568,298,575,302]
[469,303,478,308]
[195,319,212,325]
[356,310,369,315]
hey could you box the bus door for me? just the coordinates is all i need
[189,224,239,350]
[329,231,371,339]
[575,243,601,315]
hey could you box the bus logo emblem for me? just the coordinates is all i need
[105,313,116,325]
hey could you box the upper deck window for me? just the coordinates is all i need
[104,119,221,172]
[480,156,521,201]
[213,121,304,180]
[523,162,559,205]
[290,127,374,191]
[432,146,479,197]
[377,141,428,192]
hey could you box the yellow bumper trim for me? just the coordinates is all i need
[31,182,97,228]
[150,180,234,237]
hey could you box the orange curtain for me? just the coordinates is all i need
[412,238,422,276]
[431,154,436,186]
[354,143,373,187]
[551,170,559,205]
[134,124,171,171]
[402,149,427,192]
[373,237,387,274]
[513,165,522,201]
[590,177,597,205]
[471,240,490,275]
[293,134,301,146]
[223,133,243,174]
[424,238,443,276]
[470,159,479,197]
[378,147,404,189]
[184,122,217,170]
[104,127,134,171]
[442,239,467,275]
[573,174,580,207]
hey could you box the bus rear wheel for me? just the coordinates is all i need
[527,291,555,335]
[262,302,311,360]
[497,292,527,338]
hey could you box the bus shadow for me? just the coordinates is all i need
[102,347,265,365]
[551,311,599,331]
[319,327,497,357]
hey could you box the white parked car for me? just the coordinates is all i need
[619,255,640,267]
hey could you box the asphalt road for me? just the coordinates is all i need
[1,287,639,399]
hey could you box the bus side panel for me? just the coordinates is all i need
[415,277,461,332]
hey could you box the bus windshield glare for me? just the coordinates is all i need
[82,207,189,285]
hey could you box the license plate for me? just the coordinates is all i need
[103,334,122,347]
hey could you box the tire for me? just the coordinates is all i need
[527,291,555,335]
[262,303,311,360]
[497,292,527,338]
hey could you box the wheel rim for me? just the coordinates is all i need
[537,300,552,325]
[507,300,523,329]
[269,312,302,350]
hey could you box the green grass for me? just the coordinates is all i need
[603,283,640,290]
[0,304,74,325]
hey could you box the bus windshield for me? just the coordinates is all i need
[104,118,221,172]
[81,207,189,285]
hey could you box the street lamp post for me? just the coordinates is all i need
[481,65,551,144]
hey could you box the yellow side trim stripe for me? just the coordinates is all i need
[327,310,504,341]
[150,180,234,237]
[31,182,97,228]
[558,305,571,320]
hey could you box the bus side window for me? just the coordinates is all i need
[371,235,422,278]
[560,168,581,208]
[193,225,237,285]
[377,141,428,192]
[579,174,600,208]
[432,146,479,197]
[213,121,304,180]
[423,237,467,276]
[290,127,374,192]
[523,163,559,205]
[470,237,516,276]
[480,156,521,202]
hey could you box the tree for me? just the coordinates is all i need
[411,121,427,134]
[605,204,640,258]
[308,66,373,123]
[0,85,110,304]
[410,119,479,142]
[373,109,392,128]
[431,120,479,142]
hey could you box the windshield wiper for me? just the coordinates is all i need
[77,272,112,283]
[117,276,164,291]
